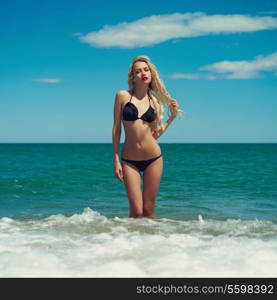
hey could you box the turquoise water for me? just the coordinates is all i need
[1,143,277,277]
[1,143,276,221]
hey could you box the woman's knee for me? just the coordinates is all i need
[142,200,155,217]
[143,208,154,218]
[129,209,143,218]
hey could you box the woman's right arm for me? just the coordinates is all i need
[112,91,124,182]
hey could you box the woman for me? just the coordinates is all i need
[112,56,182,218]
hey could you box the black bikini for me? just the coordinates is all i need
[122,92,156,123]
[121,155,162,173]
[121,92,162,173]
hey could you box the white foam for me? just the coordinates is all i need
[0,208,277,277]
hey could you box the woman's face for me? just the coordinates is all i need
[132,61,152,85]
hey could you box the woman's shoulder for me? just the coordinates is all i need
[149,92,159,105]
[116,89,131,96]
[115,90,131,102]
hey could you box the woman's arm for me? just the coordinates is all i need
[112,91,124,164]
[152,115,176,140]
[152,98,179,140]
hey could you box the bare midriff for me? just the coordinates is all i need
[121,119,161,160]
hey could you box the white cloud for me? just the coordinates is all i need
[32,78,63,83]
[171,73,201,80]
[171,52,277,80]
[171,72,220,80]
[78,12,277,48]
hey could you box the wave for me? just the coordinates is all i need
[0,208,277,277]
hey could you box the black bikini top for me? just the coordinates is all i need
[122,92,156,123]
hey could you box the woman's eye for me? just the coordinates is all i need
[135,69,149,74]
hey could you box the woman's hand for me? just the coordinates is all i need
[114,161,124,183]
[169,99,179,118]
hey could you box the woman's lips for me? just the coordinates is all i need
[142,77,148,81]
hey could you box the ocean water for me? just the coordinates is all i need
[0,143,277,277]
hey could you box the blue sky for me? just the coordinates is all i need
[1,0,277,143]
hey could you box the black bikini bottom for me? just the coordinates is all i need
[121,154,162,172]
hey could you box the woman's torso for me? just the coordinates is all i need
[121,90,161,160]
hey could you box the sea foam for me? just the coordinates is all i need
[0,208,277,277]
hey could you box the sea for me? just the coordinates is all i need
[0,143,276,277]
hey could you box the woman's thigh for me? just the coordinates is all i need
[142,156,163,211]
[122,162,143,215]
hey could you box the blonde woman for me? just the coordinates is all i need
[112,56,182,218]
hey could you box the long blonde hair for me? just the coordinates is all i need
[128,55,184,130]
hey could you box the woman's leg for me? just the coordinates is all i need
[142,156,163,218]
[122,162,143,218]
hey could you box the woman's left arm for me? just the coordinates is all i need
[152,99,179,140]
